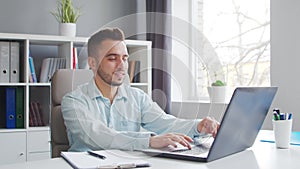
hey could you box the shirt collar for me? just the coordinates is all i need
[87,79,128,101]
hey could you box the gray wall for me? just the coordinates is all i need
[0,0,137,36]
[269,0,300,131]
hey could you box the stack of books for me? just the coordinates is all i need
[39,58,66,83]
[29,101,45,127]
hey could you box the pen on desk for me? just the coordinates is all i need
[87,151,106,160]
[98,163,151,169]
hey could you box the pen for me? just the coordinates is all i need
[87,151,106,160]
[288,113,293,120]
[98,163,135,169]
[285,113,289,120]
[273,108,280,115]
[280,113,285,120]
[98,163,151,169]
[273,112,279,120]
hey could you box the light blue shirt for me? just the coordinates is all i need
[61,79,201,152]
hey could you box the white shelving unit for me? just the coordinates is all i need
[0,33,152,165]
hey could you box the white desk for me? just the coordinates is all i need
[1,130,300,169]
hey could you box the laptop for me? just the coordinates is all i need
[141,87,278,162]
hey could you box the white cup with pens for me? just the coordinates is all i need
[272,109,293,149]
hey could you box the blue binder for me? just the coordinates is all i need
[6,87,16,128]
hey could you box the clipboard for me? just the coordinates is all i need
[61,150,150,169]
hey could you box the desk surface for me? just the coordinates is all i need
[2,130,300,169]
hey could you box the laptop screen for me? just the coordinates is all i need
[207,87,277,162]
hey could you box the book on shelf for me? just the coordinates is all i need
[39,58,51,83]
[34,102,44,126]
[128,60,141,83]
[28,56,37,83]
[29,102,38,127]
[72,47,78,69]
[29,101,45,127]
[39,58,66,83]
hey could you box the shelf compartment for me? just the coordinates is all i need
[28,86,50,127]
[0,86,26,129]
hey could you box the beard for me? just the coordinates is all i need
[97,66,124,86]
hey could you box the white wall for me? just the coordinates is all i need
[171,0,197,101]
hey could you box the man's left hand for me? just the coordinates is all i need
[197,116,220,137]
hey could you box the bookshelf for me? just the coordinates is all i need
[0,33,152,165]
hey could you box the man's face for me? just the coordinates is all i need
[93,39,129,86]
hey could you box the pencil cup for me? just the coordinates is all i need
[272,119,293,149]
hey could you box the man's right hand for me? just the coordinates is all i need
[149,133,193,149]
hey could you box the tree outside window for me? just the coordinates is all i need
[194,0,270,99]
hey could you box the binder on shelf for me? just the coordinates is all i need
[6,87,16,128]
[0,88,6,128]
[16,87,24,128]
[28,56,37,83]
[0,41,10,82]
[9,42,20,83]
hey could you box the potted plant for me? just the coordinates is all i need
[51,0,81,37]
[207,71,229,103]
[207,79,229,103]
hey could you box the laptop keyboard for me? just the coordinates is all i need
[172,143,211,155]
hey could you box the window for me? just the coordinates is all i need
[172,0,270,101]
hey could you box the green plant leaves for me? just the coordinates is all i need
[51,0,81,23]
[211,80,226,86]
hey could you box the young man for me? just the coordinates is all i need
[61,27,219,152]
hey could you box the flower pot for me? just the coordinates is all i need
[207,86,229,103]
[59,23,76,37]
